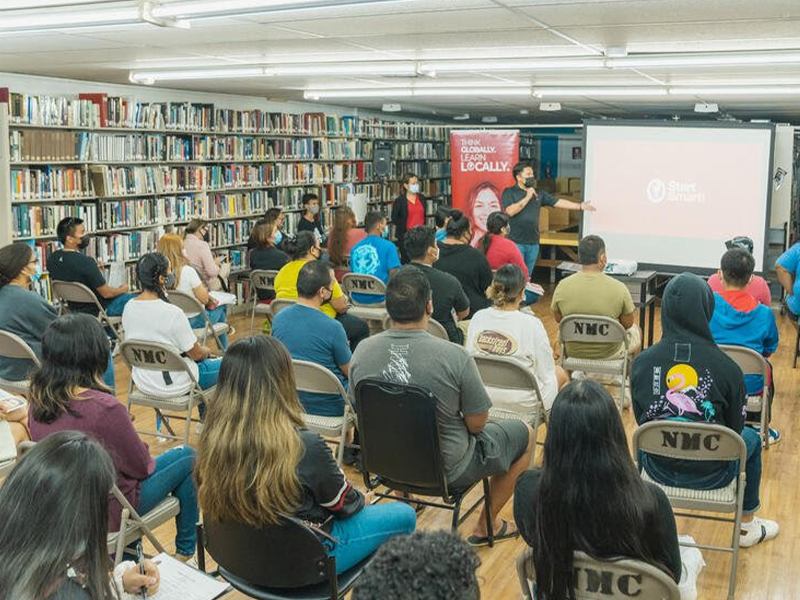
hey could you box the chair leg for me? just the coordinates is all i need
[336,424,347,466]
[794,323,800,369]
[451,497,463,531]
[482,478,494,548]
[114,508,130,567]
[249,299,257,335]
[196,523,206,572]
[529,410,541,468]
[183,406,192,445]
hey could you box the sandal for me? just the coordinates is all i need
[467,519,520,547]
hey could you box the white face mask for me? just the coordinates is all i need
[309,205,320,215]
[408,183,420,194]
[431,246,440,262]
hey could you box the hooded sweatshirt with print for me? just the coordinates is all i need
[709,289,778,395]
[631,273,747,478]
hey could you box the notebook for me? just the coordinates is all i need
[146,553,229,600]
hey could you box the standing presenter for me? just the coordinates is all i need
[501,161,595,278]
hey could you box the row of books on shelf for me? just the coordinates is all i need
[13,202,97,238]
[10,160,450,200]
[4,91,448,140]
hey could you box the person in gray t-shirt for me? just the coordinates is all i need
[350,266,533,546]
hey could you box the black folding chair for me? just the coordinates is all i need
[197,515,371,600]
[354,378,494,546]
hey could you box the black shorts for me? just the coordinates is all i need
[449,420,530,493]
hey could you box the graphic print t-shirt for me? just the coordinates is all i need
[349,235,401,304]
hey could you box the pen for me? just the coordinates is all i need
[136,541,148,599]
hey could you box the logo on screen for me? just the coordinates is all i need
[646,179,667,203]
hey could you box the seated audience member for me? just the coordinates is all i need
[272,261,351,417]
[776,240,800,317]
[196,335,416,574]
[467,265,568,414]
[478,211,540,304]
[710,247,779,443]
[351,531,480,600]
[275,231,369,350]
[48,216,135,316]
[0,432,161,599]
[29,314,199,560]
[297,192,325,243]
[247,219,288,302]
[707,237,771,306]
[158,233,229,349]
[247,208,283,251]
[350,266,533,546]
[0,242,115,396]
[434,206,453,243]
[328,206,366,271]
[349,211,401,304]
[514,381,683,599]
[122,253,222,404]
[551,235,640,359]
[632,273,778,548]
[436,210,493,319]
[405,226,469,344]
[183,218,230,291]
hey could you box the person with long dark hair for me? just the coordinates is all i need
[28,313,199,561]
[196,336,416,575]
[327,206,366,269]
[513,380,682,600]
[0,431,161,599]
[479,212,529,279]
[247,219,288,302]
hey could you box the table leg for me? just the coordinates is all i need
[639,281,646,351]
[648,297,656,347]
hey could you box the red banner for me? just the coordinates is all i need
[450,130,520,246]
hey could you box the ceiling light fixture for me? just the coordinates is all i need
[418,57,604,73]
[303,87,532,99]
[608,51,800,69]
[534,87,668,97]
[151,0,426,20]
[669,86,800,95]
[0,4,141,32]
[130,67,270,83]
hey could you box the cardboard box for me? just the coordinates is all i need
[568,178,581,193]
[539,206,571,231]
[555,177,570,193]
[538,178,556,193]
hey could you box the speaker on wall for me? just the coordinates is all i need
[373,141,392,177]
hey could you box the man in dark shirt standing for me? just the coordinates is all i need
[500,161,595,278]
[49,217,136,316]
[404,226,470,344]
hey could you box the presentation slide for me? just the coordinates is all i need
[581,123,773,272]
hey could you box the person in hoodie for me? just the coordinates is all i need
[435,210,493,319]
[709,247,779,444]
[631,273,779,549]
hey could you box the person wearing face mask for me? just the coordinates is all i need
[272,261,353,417]
[390,173,426,260]
[49,216,136,316]
[297,193,326,245]
[405,226,470,345]
[479,211,540,305]
[349,211,401,305]
[183,218,231,292]
[0,242,117,400]
[248,220,289,303]
[500,162,595,279]
[275,232,370,350]
[122,253,222,404]
[435,210,493,320]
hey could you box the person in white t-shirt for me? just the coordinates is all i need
[122,253,222,413]
[467,264,568,414]
[158,233,229,349]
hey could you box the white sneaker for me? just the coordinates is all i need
[739,517,779,547]
[677,535,705,600]
[195,422,204,434]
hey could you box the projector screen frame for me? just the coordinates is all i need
[579,119,776,276]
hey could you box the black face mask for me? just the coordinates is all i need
[78,235,91,250]
[524,177,537,188]
[202,231,211,243]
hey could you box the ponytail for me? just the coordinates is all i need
[136,252,170,302]
[480,212,510,255]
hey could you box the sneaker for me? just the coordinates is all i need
[571,370,586,380]
[622,385,632,409]
[754,426,781,445]
[739,517,779,547]
[195,422,204,434]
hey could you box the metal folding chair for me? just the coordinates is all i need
[270,297,298,318]
[381,316,449,340]
[166,290,229,351]
[248,269,279,334]
[51,279,124,340]
[0,330,41,397]
[719,344,772,449]
[341,273,389,330]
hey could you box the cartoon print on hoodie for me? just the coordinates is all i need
[645,363,717,422]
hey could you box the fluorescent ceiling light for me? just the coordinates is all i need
[152,0,422,19]
[131,67,269,83]
[669,86,800,95]
[534,87,667,97]
[305,89,414,99]
[418,57,604,73]
[304,87,532,99]
[608,51,800,68]
[0,4,140,32]
[129,62,418,82]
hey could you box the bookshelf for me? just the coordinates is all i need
[0,90,451,300]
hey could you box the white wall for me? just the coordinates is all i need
[770,124,794,230]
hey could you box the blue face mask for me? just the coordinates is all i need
[381,228,389,239]
[165,273,176,289]
[274,230,283,245]
[30,263,42,284]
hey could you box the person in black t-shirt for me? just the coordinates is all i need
[404,226,469,344]
[297,193,326,244]
[500,161,595,277]
[435,211,493,319]
[48,217,136,316]
[248,220,288,301]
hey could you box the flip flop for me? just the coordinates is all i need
[467,519,520,547]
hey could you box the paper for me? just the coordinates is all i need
[106,261,127,288]
[148,553,229,600]
[347,192,369,225]
[209,291,237,306]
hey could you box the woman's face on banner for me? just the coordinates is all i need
[472,187,501,232]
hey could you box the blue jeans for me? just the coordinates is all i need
[327,503,416,574]
[516,243,540,280]
[103,351,115,393]
[138,446,199,557]
[104,292,138,317]
[641,426,762,514]
[189,305,229,349]
[197,358,222,419]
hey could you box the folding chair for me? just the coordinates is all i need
[558,314,630,409]
[719,344,772,449]
[0,330,40,397]
[270,297,298,318]
[248,269,279,334]
[0,457,14,479]
[354,378,494,545]
[516,547,680,600]
[381,316,448,340]
[473,353,545,466]
[333,254,351,283]
[119,340,214,445]
[166,290,229,351]
[341,273,389,331]
[51,279,124,340]
[292,359,355,466]
[633,420,746,600]
[197,515,372,600]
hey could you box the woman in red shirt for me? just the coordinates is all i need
[390,173,426,259]
[480,211,541,304]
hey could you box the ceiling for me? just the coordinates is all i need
[3,0,800,124]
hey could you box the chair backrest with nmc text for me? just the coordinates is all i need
[341,273,387,307]
[558,314,628,357]
[354,378,451,499]
[249,269,278,296]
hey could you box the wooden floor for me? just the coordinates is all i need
[114,287,798,599]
